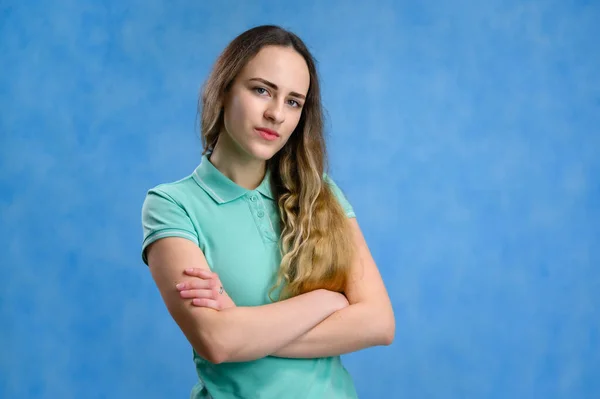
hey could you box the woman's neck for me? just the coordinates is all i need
[209,135,267,191]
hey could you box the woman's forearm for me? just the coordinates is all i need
[271,301,395,358]
[196,289,347,363]
[270,218,397,359]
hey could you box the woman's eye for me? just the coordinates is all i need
[288,100,301,108]
[254,87,268,95]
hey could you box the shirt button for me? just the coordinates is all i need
[250,195,257,202]
[257,210,265,218]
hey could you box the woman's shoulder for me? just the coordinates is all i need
[145,173,199,202]
[142,169,215,221]
[322,172,356,218]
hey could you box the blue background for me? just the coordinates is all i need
[2,1,599,398]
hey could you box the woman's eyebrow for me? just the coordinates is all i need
[249,77,306,100]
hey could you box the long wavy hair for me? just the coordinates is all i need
[199,25,354,300]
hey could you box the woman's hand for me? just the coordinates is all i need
[176,268,236,310]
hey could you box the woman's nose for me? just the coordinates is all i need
[264,101,285,124]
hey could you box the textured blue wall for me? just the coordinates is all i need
[2,1,599,398]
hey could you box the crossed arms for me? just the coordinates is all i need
[145,218,395,364]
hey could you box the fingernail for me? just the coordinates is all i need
[176,283,184,289]
[185,268,193,272]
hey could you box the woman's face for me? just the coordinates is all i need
[221,45,310,161]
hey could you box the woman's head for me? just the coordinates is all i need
[200,25,323,163]
[200,25,354,300]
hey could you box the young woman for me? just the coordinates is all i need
[141,25,394,399]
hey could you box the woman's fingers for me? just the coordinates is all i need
[191,298,220,309]
[184,268,216,279]
[179,288,216,299]
[177,269,224,309]
[176,279,213,291]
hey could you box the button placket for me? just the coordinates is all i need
[247,192,268,241]
[258,197,278,241]
[247,192,278,242]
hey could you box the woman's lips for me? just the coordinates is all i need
[255,128,280,141]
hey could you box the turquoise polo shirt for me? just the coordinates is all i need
[141,152,358,399]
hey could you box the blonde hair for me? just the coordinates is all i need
[199,25,354,300]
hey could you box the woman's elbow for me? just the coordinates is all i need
[189,327,231,364]
[200,344,229,365]
[377,311,395,346]
[380,319,395,346]
[205,351,229,365]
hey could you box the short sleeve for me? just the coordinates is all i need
[141,187,199,265]
[324,173,356,219]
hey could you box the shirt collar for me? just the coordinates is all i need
[192,152,275,204]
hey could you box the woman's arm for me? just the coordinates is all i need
[146,237,348,364]
[271,218,395,358]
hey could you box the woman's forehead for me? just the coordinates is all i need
[239,46,310,95]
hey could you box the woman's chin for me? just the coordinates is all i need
[245,143,280,162]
